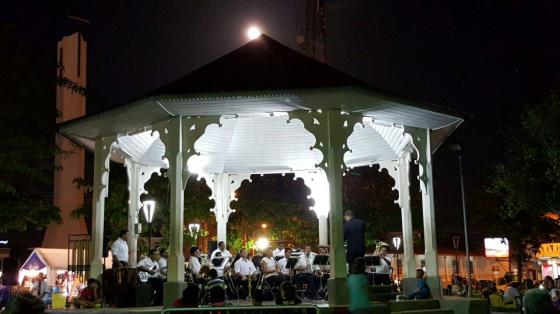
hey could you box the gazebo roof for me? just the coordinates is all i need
[60,35,464,173]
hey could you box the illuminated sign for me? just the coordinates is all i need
[536,243,560,259]
[0,240,8,245]
[484,238,509,258]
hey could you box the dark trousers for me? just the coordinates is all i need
[147,277,164,305]
[295,273,318,298]
[346,251,365,265]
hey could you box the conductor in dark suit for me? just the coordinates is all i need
[343,209,365,264]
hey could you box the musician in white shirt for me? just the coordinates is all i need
[137,249,164,305]
[277,247,293,276]
[157,247,168,278]
[272,243,285,258]
[374,244,392,285]
[234,249,257,279]
[260,248,283,286]
[111,230,130,267]
[233,248,257,295]
[188,246,202,281]
[210,241,232,276]
[294,245,319,298]
[210,241,232,260]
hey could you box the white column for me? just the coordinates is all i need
[202,173,251,245]
[125,158,160,267]
[318,216,328,246]
[294,169,330,246]
[125,159,140,267]
[89,137,113,279]
[407,126,441,297]
[165,118,185,283]
[397,154,416,278]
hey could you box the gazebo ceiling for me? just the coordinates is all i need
[59,35,464,173]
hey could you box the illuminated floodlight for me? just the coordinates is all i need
[256,237,269,251]
[246,26,262,40]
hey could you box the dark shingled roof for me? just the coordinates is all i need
[147,34,367,96]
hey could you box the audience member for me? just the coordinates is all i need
[407,269,430,300]
[172,284,200,308]
[275,281,302,305]
[347,257,370,314]
[72,278,102,308]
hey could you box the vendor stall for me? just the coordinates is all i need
[536,242,560,279]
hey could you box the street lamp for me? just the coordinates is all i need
[188,223,201,239]
[142,200,156,250]
[393,237,401,283]
[449,143,472,298]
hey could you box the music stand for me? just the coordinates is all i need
[286,257,298,269]
[365,256,381,267]
[274,256,283,262]
[313,255,329,266]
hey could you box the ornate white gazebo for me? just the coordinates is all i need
[59,35,463,304]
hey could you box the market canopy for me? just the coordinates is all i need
[60,35,462,173]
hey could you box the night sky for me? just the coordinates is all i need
[3,1,560,238]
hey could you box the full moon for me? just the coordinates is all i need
[246,26,262,40]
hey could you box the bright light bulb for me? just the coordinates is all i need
[246,26,262,40]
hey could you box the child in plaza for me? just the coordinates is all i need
[72,278,102,308]
[407,269,430,300]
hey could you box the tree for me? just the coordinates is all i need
[486,92,560,278]
[0,23,61,233]
[229,174,317,248]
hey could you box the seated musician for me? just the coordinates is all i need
[188,246,202,282]
[157,247,168,279]
[137,249,165,306]
[260,248,283,287]
[294,245,319,299]
[233,248,257,295]
[373,243,392,285]
[203,269,228,304]
[276,247,293,281]
[210,241,232,277]
[272,243,285,258]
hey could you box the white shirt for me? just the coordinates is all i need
[111,238,129,262]
[31,280,48,299]
[376,255,392,274]
[234,258,257,276]
[503,286,520,303]
[157,257,167,277]
[189,256,201,276]
[137,257,160,282]
[277,257,290,275]
[295,252,316,274]
[261,257,277,278]
[210,248,232,260]
[272,248,285,258]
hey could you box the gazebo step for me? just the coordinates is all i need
[389,299,441,312]
[371,293,397,302]
[392,309,454,314]
[371,285,393,293]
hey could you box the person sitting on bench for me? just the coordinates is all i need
[407,269,430,300]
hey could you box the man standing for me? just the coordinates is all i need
[111,230,130,268]
[31,272,48,302]
[343,209,365,264]
[137,249,164,305]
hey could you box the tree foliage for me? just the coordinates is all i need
[486,92,560,277]
[0,23,61,233]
